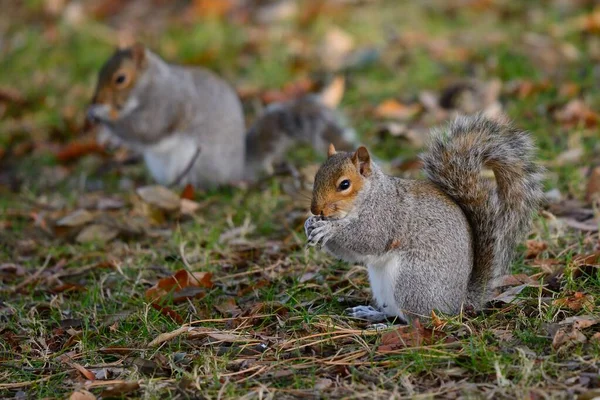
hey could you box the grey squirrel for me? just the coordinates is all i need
[305,115,544,322]
[87,43,356,187]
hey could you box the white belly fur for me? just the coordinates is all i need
[365,253,406,319]
[143,134,198,185]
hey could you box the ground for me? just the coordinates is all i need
[1,1,600,399]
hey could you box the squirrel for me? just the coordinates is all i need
[87,43,356,187]
[305,115,544,323]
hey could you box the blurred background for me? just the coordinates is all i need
[1,0,599,197]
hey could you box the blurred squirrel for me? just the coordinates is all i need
[87,43,355,187]
[305,115,543,322]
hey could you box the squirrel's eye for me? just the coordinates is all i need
[338,179,351,191]
[114,74,127,85]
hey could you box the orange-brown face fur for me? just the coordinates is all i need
[311,144,371,219]
[90,43,147,120]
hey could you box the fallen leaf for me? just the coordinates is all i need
[76,224,118,244]
[491,329,514,342]
[574,318,600,331]
[374,99,422,120]
[525,240,548,259]
[318,27,354,71]
[136,186,181,212]
[56,140,106,163]
[585,166,600,204]
[260,78,316,104]
[69,390,96,400]
[554,99,599,128]
[99,381,140,398]
[378,319,453,352]
[573,252,600,268]
[577,8,600,34]
[214,297,241,316]
[559,315,600,329]
[554,147,584,166]
[180,184,195,200]
[145,269,214,303]
[552,327,587,350]
[553,292,595,312]
[180,198,201,215]
[492,284,529,304]
[430,310,444,328]
[60,355,96,380]
[314,378,333,390]
[497,274,538,287]
[319,76,345,109]
[0,263,26,282]
[558,82,580,98]
[56,209,94,228]
[187,0,233,19]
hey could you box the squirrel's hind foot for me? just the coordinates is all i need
[346,305,408,325]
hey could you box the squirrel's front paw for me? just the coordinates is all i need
[304,215,320,238]
[306,218,334,248]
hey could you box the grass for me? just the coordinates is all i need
[1,0,600,398]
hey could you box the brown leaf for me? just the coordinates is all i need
[378,319,453,352]
[180,184,195,200]
[573,252,600,267]
[497,274,538,287]
[214,297,242,317]
[552,327,587,350]
[56,140,106,163]
[491,329,514,342]
[0,263,26,282]
[145,269,214,303]
[0,86,26,105]
[585,166,600,204]
[150,303,184,323]
[99,381,140,398]
[51,283,87,294]
[56,209,94,228]
[318,27,354,71]
[554,99,599,128]
[75,224,118,244]
[69,390,96,400]
[553,292,595,312]
[187,0,233,19]
[180,198,201,215]
[559,315,599,328]
[60,355,96,380]
[525,240,547,259]
[492,284,529,304]
[260,78,316,104]
[319,76,345,109]
[374,99,422,120]
[577,9,600,34]
[136,185,181,212]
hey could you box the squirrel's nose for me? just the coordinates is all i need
[310,204,321,216]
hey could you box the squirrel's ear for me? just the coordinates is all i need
[327,143,337,157]
[131,42,147,68]
[352,146,372,177]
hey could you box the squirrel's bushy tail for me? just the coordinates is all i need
[244,94,356,176]
[421,115,544,307]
